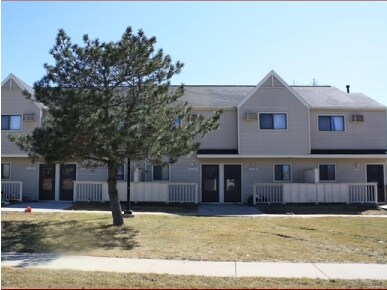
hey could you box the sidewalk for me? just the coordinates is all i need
[2,252,387,280]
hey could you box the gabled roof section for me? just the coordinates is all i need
[292,86,386,110]
[173,85,254,109]
[237,70,310,109]
[2,73,34,95]
[1,73,45,110]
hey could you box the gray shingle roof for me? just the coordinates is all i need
[175,85,385,110]
[292,86,386,110]
[175,85,254,109]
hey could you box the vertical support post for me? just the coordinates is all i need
[124,158,133,215]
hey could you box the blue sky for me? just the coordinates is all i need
[2,1,387,105]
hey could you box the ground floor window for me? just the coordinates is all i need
[319,164,336,181]
[274,164,291,181]
[117,164,125,181]
[153,164,170,181]
[1,163,11,179]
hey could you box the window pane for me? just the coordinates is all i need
[153,164,169,181]
[274,165,283,181]
[273,114,287,129]
[319,164,335,181]
[174,118,182,127]
[117,164,125,180]
[1,163,10,179]
[318,116,331,131]
[282,165,291,180]
[9,116,21,130]
[259,114,273,129]
[331,116,344,131]
[1,116,10,130]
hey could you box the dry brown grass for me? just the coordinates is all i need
[1,212,387,263]
[2,267,387,289]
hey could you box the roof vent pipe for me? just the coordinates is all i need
[346,85,350,93]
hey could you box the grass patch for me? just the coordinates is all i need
[257,203,387,215]
[2,212,387,263]
[2,267,387,289]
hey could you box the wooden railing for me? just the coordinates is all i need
[1,181,23,201]
[169,183,198,203]
[349,183,378,203]
[253,182,378,204]
[73,181,198,203]
[74,181,105,202]
[253,183,283,204]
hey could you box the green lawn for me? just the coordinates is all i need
[2,267,387,289]
[2,212,387,263]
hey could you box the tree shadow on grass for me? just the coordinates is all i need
[1,217,139,255]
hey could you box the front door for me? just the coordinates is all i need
[39,164,55,200]
[202,165,219,202]
[60,164,76,201]
[366,164,385,203]
[224,165,242,202]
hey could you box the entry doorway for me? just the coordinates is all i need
[60,164,77,201]
[201,164,242,203]
[366,164,385,203]
[39,164,56,200]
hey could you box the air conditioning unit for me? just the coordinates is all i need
[23,113,36,121]
[351,114,364,122]
[243,112,257,120]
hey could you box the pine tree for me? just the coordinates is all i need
[11,27,222,226]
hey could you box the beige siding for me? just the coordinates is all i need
[194,110,238,150]
[1,80,41,155]
[310,110,387,149]
[1,157,39,201]
[239,84,309,155]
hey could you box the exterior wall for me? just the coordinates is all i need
[1,79,42,155]
[310,109,387,150]
[197,157,387,203]
[1,157,39,201]
[239,80,309,155]
[193,110,238,150]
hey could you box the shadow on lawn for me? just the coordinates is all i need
[1,217,139,254]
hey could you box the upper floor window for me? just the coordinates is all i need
[1,115,22,130]
[274,164,291,181]
[174,117,182,127]
[153,164,170,181]
[319,164,336,181]
[318,116,344,131]
[259,113,287,130]
[1,163,11,179]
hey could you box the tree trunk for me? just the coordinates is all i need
[108,164,124,226]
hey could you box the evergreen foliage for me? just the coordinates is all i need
[10,27,222,225]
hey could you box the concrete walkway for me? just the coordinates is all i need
[2,252,387,280]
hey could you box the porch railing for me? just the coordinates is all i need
[349,183,378,203]
[253,183,283,204]
[1,181,23,201]
[73,181,198,203]
[74,181,105,202]
[253,182,378,204]
[169,183,198,203]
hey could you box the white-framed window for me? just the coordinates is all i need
[1,163,11,179]
[319,164,336,181]
[318,116,345,131]
[187,114,199,123]
[259,113,287,130]
[117,164,125,181]
[274,164,291,181]
[1,115,22,130]
[153,164,170,181]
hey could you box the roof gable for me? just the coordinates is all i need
[2,73,34,95]
[237,70,310,109]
